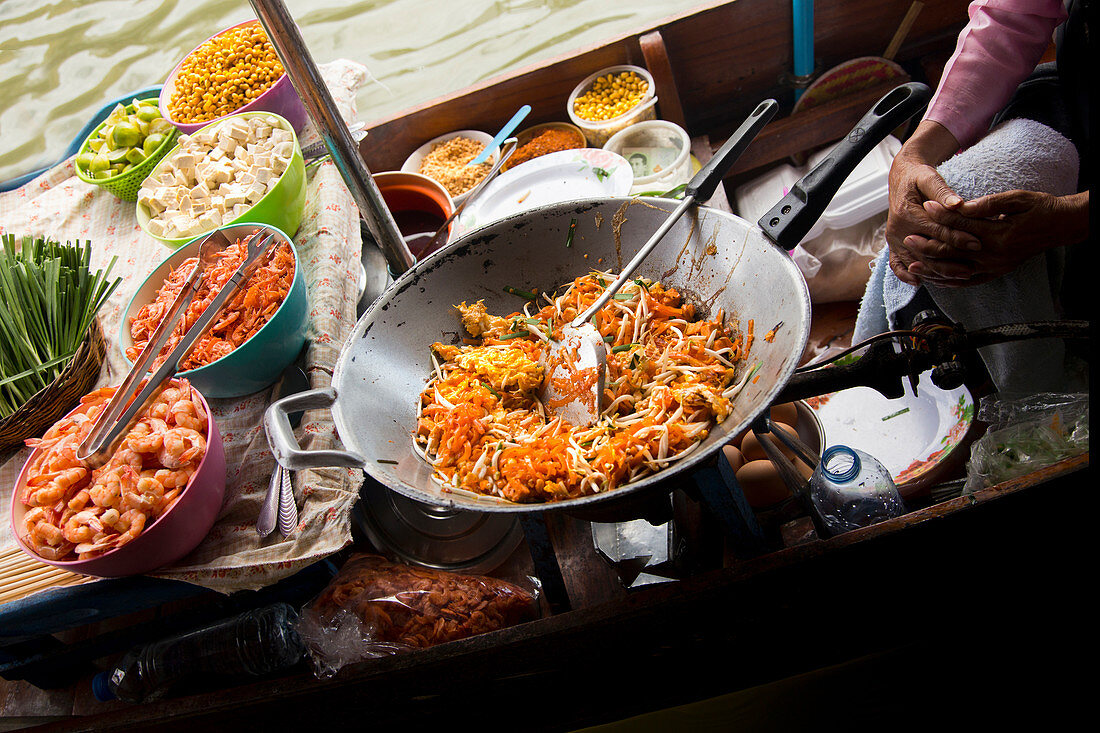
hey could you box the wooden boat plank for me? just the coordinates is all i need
[39,457,1086,732]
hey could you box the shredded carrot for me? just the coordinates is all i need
[414,271,752,503]
[127,232,294,369]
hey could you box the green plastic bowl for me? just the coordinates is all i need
[119,224,309,399]
[73,96,180,202]
[136,112,306,249]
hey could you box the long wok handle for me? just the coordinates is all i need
[687,99,779,202]
[264,387,366,470]
[574,99,778,325]
[758,82,932,250]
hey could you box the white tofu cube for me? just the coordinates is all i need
[273,141,294,159]
[228,122,250,141]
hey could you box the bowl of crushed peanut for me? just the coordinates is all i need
[401,130,496,207]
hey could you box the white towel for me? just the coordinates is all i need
[853,118,1082,395]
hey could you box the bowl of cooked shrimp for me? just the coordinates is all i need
[120,223,309,399]
[10,377,226,578]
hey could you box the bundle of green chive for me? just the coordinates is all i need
[0,234,120,419]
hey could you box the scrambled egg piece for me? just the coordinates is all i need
[456,300,509,337]
[671,382,732,422]
[453,346,544,393]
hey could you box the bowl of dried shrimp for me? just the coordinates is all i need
[10,378,226,578]
[120,224,309,399]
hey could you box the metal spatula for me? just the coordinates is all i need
[540,99,778,427]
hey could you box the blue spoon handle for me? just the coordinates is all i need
[469,104,531,166]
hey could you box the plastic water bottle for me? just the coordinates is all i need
[809,445,905,535]
[93,602,305,704]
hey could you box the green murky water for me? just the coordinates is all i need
[0,0,702,182]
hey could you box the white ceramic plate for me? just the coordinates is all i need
[401,129,494,207]
[453,148,632,236]
[805,370,974,493]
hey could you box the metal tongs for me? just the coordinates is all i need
[76,227,280,467]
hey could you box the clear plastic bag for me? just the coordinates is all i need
[297,553,540,678]
[963,392,1089,495]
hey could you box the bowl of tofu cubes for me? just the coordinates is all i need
[136,111,306,249]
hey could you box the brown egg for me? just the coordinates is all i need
[740,422,799,462]
[736,459,791,508]
[723,444,746,474]
[770,402,798,428]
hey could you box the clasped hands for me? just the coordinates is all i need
[885,121,1088,288]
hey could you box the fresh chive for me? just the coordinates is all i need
[376,459,399,465]
[612,293,634,301]
[497,331,530,340]
[480,381,501,399]
[565,218,577,248]
[0,235,119,418]
[633,278,650,290]
[881,407,911,421]
[503,285,537,300]
[612,343,638,353]
[602,335,615,343]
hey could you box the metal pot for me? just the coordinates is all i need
[265,83,931,515]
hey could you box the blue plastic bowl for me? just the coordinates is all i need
[120,223,309,399]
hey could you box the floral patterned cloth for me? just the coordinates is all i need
[0,61,369,594]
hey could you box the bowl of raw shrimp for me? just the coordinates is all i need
[10,378,226,578]
[119,223,309,399]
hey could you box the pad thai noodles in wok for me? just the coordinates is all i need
[415,271,757,503]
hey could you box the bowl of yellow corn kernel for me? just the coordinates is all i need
[567,65,658,146]
[159,19,307,136]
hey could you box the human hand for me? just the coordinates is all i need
[883,121,977,286]
[908,189,1090,287]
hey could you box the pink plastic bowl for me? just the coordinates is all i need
[159,19,308,135]
[9,383,226,578]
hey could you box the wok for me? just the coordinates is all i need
[266,83,931,514]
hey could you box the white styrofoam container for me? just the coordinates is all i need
[733,135,901,244]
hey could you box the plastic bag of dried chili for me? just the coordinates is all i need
[297,553,540,678]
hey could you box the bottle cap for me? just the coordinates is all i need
[92,671,117,702]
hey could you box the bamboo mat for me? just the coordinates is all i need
[0,546,97,607]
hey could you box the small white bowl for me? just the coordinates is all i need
[401,129,495,206]
[604,119,693,195]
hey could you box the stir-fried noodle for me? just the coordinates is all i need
[415,272,756,503]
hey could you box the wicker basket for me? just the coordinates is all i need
[0,320,107,453]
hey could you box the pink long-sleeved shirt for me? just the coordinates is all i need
[925,0,1067,148]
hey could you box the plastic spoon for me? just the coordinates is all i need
[468,105,530,166]
[540,99,779,428]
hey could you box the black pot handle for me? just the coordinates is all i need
[686,98,778,202]
[758,82,932,251]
